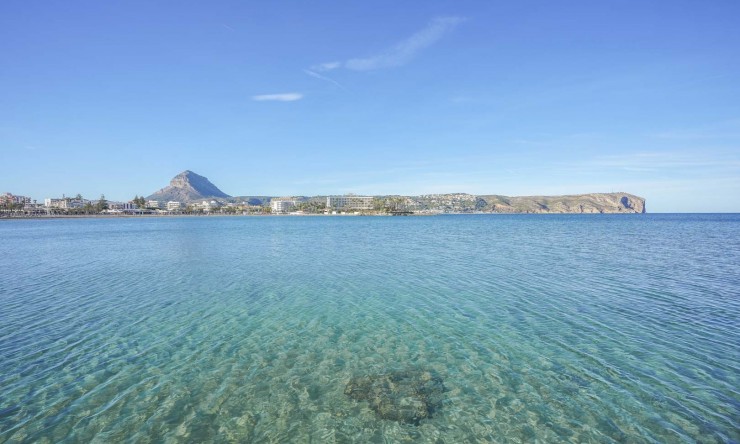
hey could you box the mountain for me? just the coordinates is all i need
[147,170,230,203]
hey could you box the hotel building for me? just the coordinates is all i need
[326,195,373,211]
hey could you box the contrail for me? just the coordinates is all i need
[303,69,346,90]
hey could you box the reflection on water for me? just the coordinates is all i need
[1,215,738,442]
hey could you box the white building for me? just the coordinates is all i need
[108,201,136,210]
[147,200,161,209]
[196,200,221,211]
[167,201,182,211]
[45,198,90,209]
[326,195,373,211]
[44,198,62,208]
[43,197,89,209]
[271,199,297,214]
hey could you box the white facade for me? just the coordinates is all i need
[43,198,88,209]
[147,200,161,209]
[44,198,68,208]
[326,195,373,211]
[167,201,182,211]
[44,198,58,208]
[108,201,136,210]
[195,200,221,211]
[271,199,297,214]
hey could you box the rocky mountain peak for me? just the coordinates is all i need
[170,170,200,187]
[147,170,230,203]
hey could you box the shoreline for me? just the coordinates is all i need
[0,213,395,220]
[0,211,652,221]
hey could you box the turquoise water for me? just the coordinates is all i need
[1,215,738,443]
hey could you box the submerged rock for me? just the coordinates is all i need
[344,370,445,425]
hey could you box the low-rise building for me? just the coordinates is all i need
[109,201,136,210]
[44,197,91,209]
[166,201,182,211]
[44,198,64,208]
[68,199,87,209]
[196,200,221,211]
[147,200,161,209]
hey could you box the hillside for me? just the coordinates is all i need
[407,193,645,213]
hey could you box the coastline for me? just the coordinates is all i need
[0,211,652,221]
[0,213,394,220]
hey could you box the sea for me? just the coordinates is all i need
[0,214,738,443]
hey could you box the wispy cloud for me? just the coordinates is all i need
[314,62,341,71]
[303,69,346,90]
[650,119,740,141]
[347,16,464,71]
[309,16,464,75]
[557,150,740,177]
[252,93,304,102]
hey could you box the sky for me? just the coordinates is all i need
[1,0,739,212]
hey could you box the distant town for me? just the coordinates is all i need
[0,192,495,217]
[1,170,646,218]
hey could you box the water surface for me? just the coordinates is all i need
[1,215,738,442]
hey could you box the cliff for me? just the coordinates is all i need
[474,193,646,214]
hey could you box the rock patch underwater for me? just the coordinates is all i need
[344,370,446,425]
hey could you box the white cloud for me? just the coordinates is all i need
[312,61,341,72]
[252,93,303,102]
[310,16,464,73]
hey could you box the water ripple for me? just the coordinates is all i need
[0,215,738,442]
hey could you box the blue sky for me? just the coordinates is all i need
[1,0,739,212]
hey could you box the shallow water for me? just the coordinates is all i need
[1,214,738,443]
